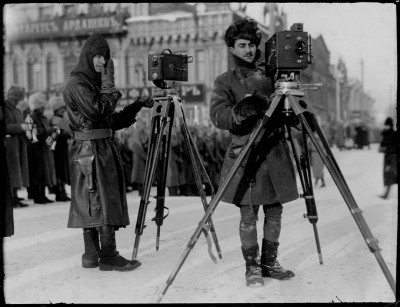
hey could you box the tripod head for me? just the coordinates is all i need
[272,70,322,124]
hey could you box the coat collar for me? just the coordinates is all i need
[232,49,263,78]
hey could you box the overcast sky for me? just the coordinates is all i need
[246,2,397,123]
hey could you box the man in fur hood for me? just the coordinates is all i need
[63,33,154,272]
[210,18,299,287]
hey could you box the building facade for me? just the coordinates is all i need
[4,3,374,134]
[3,3,287,124]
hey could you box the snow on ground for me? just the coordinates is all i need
[3,143,397,303]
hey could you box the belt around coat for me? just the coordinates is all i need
[73,129,113,140]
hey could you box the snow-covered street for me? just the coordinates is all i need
[3,143,397,303]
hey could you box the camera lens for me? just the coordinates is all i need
[295,41,307,54]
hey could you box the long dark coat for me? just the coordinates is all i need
[130,127,148,185]
[209,56,298,206]
[166,131,186,187]
[4,100,29,188]
[63,33,138,228]
[380,128,397,186]
[52,115,71,185]
[1,99,14,237]
[27,109,53,187]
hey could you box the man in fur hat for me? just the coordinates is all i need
[210,18,298,287]
[4,85,30,208]
[63,33,153,272]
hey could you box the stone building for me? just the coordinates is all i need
[5,2,372,133]
[3,3,288,124]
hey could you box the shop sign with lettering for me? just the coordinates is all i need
[6,14,126,41]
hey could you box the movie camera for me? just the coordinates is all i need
[148,49,193,89]
[264,23,313,81]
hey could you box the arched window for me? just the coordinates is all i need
[112,56,121,87]
[195,49,205,82]
[125,50,135,86]
[12,58,23,85]
[46,54,57,91]
[134,62,146,87]
[64,53,78,84]
[27,58,41,92]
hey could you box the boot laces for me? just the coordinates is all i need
[265,260,284,272]
[246,264,262,278]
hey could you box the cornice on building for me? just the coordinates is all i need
[126,10,232,45]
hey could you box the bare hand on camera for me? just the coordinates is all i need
[100,58,117,94]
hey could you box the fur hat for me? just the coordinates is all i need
[49,96,65,113]
[17,99,30,112]
[225,18,262,47]
[28,92,48,111]
[384,117,393,127]
[7,85,25,102]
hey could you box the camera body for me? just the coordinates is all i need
[265,23,312,77]
[148,50,193,82]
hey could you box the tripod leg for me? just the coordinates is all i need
[132,115,171,260]
[179,118,221,261]
[295,108,396,294]
[299,130,323,264]
[286,125,323,264]
[155,97,281,302]
[154,116,173,251]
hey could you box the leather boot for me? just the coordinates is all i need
[82,228,100,268]
[56,183,71,201]
[12,188,28,207]
[41,186,53,203]
[379,186,391,199]
[61,184,71,201]
[261,239,295,279]
[168,186,179,196]
[98,226,141,271]
[32,185,47,204]
[241,244,264,287]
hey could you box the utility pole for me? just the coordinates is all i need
[361,58,364,89]
[335,65,343,123]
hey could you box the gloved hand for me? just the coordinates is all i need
[232,94,271,125]
[100,58,117,94]
[137,96,154,108]
[122,96,154,118]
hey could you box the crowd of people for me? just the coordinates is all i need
[116,119,231,197]
[4,86,71,208]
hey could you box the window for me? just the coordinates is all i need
[27,59,41,91]
[112,57,120,87]
[126,52,135,86]
[64,4,78,17]
[13,59,23,85]
[39,5,52,20]
[89,4,104,16]
[64,53,78,85]
[134,62,146,87]
[195,50,205,82]
[46,56,57,90]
